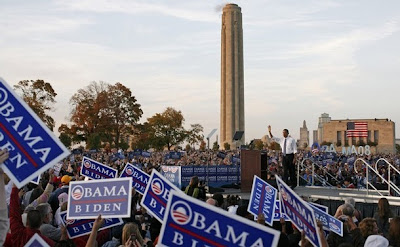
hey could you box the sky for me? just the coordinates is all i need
[1,0,400,144]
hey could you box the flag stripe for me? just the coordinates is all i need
[346,122,368,137]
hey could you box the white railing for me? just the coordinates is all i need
[374,158,400,196]
[297,158,341,187]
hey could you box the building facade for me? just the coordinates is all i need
[299,120,309,149]
[319,118,395,154]
[220,3,245,148]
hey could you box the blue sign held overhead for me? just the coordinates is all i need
[120,163,150,195]
[67,177,132,219]
[159,191,281,247]
[80,156,118,180]
[141,169,180,222]
[248,175,277,226]
[24,233,50,247]
[0,78,70,188]
[309,203,343,237]
[273,200,290,221]
[276,176,321,247]
[60,211,123,239]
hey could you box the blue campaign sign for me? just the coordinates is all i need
[168,151,182,159]
[273,200,290,221]
[247,175,277,226]
[309,202,328,213]
[276,176,321,247]
[24,233,50,247]
[309,203,343,237]
[80,156,118,180]
[159,191,281,247]
[0,78,70,188]
[67,177,132,219]
[141,151,151,157]
[60,211,123,239]
[141,169,180,222]
[30,175,41,185]
[120,163,149,195]
[160,166,182,189]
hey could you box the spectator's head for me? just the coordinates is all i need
[344,198,356,208]
[344,177,352,186]
[236,205,253,221]
[212,194,224,208]
[61,175,71,185]
[29,187,44,204]
[359,218,379,238]
[378,198,392,219]
[189,176,199,188]
[206,198,218,206]
[37,203,53,224]
[121,223,143,246]
[364,235,389,247]
[58,192,69,207]
[341,203,355,217]
[26,209,42,229]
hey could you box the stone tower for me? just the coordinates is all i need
[300,120,310,149]
[220,3,245,148]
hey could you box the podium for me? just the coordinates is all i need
[240,150,268,192]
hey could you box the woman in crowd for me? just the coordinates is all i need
[373,198,393,237]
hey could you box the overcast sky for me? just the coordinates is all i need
[1,0,399,143]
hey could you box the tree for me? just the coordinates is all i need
[186,124,204,147]
[396,144,400,154]
[106,83,142,148]
[14,79,57,130]
[223,142,231,150]
[270,142,281,151]
[212,141,220,151]
[68,81,110,147]
[59,133,71,148]
[185,144,192,152]
[146,107,187,150]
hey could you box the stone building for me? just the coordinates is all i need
[299,120,309,149]
[220,3,245,149]
[315,115,395,154]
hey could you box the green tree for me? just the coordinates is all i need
[146,107,187,150]
[212,141,220,151]
[186,124,204,147]
[270,142,281,151]
[254,140,264,150]
[396,144,400,154]
[223,142,231,150]
[59,133,71,148]
[14,79,57,130]
[199,140,206,151]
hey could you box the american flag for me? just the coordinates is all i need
[346,122,368,137]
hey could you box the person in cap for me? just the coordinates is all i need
[364,235,389,247]
[48,175,71,213]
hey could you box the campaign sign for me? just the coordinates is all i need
[141,170,180,222]
[0,78,70,188]
[67,177,132,219]
[168,151,182,159]
[247,175,277,226]
[23,233,50,247]
[142,151,151,158]
[160,165,181,189]
[60,211,123,239]
[277,176,321,247]
[120,163,149,195]
[80,156,118,180]
[30,175,41,185]
[159,191,281,247]
[309,202,328,213]
[309,203,343,236]
[53,163,63,176]
[273,200,290,221]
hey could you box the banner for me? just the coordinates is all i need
[67,177,132,219]
[309,203,343,236]
[0,78,70,188]
[309,202,328,213]
[247,175,277,226]
[80,156,118,180]
[160,166,181,189]
[277,176,321,247]
[159,191,281,247]
[167,151,182,160]
[60,211,123,239]
[120,163,149,195]
[24,233,50,247]
[53,163,63,176]
[141,170,180,222]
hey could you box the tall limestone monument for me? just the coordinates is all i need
[300,120,310,149]
[220,4,245,149]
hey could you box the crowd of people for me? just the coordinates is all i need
[1,147,400,247]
